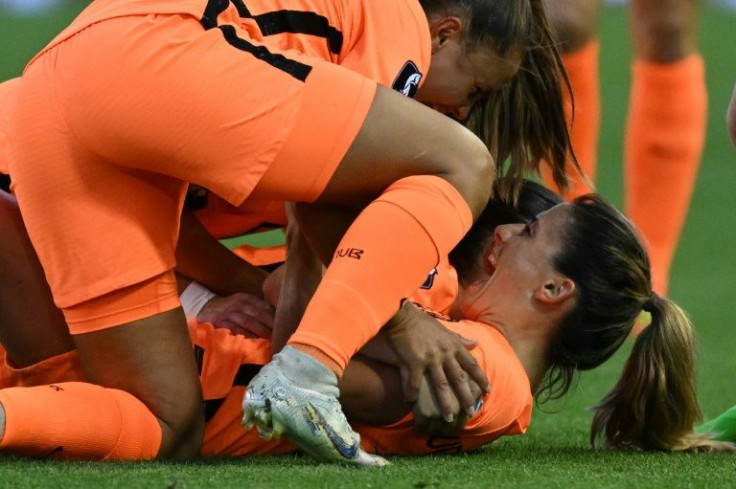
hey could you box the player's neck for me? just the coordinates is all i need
[490,316,552,393]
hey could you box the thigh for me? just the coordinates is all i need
[73,308,204,457]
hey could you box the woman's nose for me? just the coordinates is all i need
[495,223,523,243]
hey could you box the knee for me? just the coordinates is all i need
[444,130,495,218]
[543,0,601,52]
[155,397,205,458]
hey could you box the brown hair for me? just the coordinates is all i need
[419,0,577,200]
[542,195,734,452]
[449,178,561,284]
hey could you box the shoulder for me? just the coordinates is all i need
[339,0,431,92]
[442,320,534,436]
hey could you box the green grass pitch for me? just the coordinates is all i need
[1,2,735,487]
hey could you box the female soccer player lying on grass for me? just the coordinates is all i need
[0,184,732,460]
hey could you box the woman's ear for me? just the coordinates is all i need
[428,16,464,53]
[534,278,576,306]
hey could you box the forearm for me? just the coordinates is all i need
[271,210,323,351]
[339,355,409,426]
[175,209,267,296]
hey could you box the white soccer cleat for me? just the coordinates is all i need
[242,347,389,467]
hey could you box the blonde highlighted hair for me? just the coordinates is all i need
[541,195,734,453]
[419,0,577,201]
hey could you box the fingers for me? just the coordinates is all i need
[427,361,456,422]
[197,292,276,338]
[443,357,479,416]
[412,374,469,437]
[235,304,274,329]
[401,363,423,404]
[456,348,491,395]
[458,335,477,350]
[232,293,274,313]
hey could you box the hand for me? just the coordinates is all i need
[198,292,274,338]
[385,302,490,424]
[413,373,482,436]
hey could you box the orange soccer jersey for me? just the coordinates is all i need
[8,0,432,332]
[0,319,532,458]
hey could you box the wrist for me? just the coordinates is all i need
[179,281,216,319]
[386,300,416,332]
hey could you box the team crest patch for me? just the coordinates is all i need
[420,267,438,290]
[392,61,422,98]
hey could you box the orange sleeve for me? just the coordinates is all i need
[408,258,459,315]
[355,320,533,455]
[339,0,431,94]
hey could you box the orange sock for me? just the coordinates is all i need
[624,55,706,295]
[0,382,162,460]
[289,175,473,374]
[542,39,600,198]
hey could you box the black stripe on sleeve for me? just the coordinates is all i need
[201,0,313,81]
[201,0,231,29]
[204,398,226,422]
[254,11,343,55]
[202,364,264,422]
[217,25,312,81]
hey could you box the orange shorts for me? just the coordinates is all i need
[8,11,375,332]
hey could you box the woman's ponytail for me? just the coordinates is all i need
[591,295,735,452]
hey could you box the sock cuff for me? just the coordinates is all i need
[561,38,600,70]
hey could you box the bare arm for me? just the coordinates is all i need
[270,204,324,352]
[175,208,267,297]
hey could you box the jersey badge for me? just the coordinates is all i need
[419,267,438,290]
[392,61,422,98]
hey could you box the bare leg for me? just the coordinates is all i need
[0,191,74,366]
[74,309,204,458]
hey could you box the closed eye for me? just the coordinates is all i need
[522,217,538,236]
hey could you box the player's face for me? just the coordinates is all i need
[487,204,570,287]
[455,204,572,321]
[417,41,522,122]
